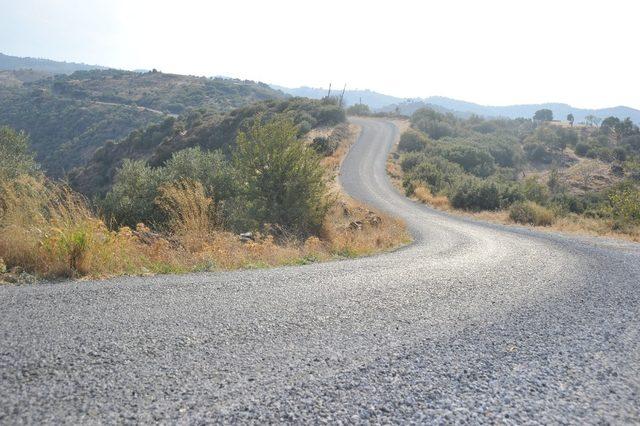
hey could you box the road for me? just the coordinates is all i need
[1,118,639,423]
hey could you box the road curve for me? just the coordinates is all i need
[1,118,639,423]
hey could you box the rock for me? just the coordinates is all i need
[365,211,382,226]
[348,221,363,231]
[1,273,18,284]
[239,232,255,243]
[132,225,163,245]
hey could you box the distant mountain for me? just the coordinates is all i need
[272,85,640,124]
[270,85,404,109]
[383,97,640,124]
[0,52,108,75]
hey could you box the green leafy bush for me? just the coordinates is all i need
[0,126,39,180]
[398,129,429,152]
[450,177,501,211]
[233,117,330,236]
[609,184,640,227]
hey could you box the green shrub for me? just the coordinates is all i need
[310,136,338,156]
[0,126,39,180]
[609,184,640,227]
[101,159,167,227]
[399,152,425,172]
[450,177,501,211]
[408,157,463,193]
[509,201,555,226]
[233,117,330,236]
[398,129,428,152]
[575,142,589,156]
[346,104,371,116]
[443,144,495,177]
[317,106,346,126]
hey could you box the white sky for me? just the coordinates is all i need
[1,0,638,109]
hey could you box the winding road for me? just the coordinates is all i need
[1,118,639,423]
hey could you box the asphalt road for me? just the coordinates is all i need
[1,118,639,424]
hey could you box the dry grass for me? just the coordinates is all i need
[1,122,411,281]
[413,186,451,209]
[0,176,152,278]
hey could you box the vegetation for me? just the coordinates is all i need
[1,116,408,281]
[346,103,371,116]
[69,97,346,195]
[396,107,640,240]
[0,68,285,177]
[0,126,39,180]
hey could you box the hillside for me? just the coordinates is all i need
[0,52,108,74]
[0,69,285,176]
[69,97,346,195]
[53,69,285,115]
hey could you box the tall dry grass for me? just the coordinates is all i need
[1,175,410,280]
[413,185,451,209]
[0,176,148,277]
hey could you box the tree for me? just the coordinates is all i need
[599,116,638,141]
[346,103,371,116]
[567,113,574,127]
[233,117,330,236]
[533,109,553,122]
[0,126,39,181]
[584,115,601,127]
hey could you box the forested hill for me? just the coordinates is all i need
[0,52,108,74]
[69,97,345,195]
[0,68,285,176]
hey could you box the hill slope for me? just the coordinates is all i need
[0,69,285,176]
[69,97,345,195]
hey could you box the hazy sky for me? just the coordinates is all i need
[1,0,638,109]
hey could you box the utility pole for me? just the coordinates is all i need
[339,84,346,107]
[327,83,332,98]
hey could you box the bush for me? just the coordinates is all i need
[400,152,425,172]
[346,104,371,116]
[443,144,495,177]
[311,136,338,156]
[575,142,589,156]
[317,106,346,126]
[0,126,39,180]
[450,178,501,211]
[509,201,555,226]
[524,143,552,163]
[398,129,428,152]
[609,184,640,227]
[408,157,463,193]
[101,159,167,227]
[233,117,330,236]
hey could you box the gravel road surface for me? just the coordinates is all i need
[1,118,639,424]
